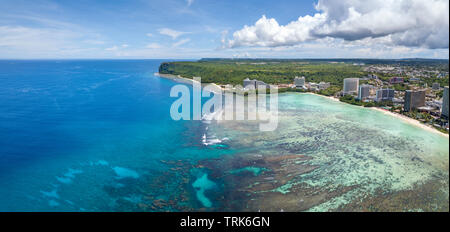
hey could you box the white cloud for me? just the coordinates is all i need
[186,0,194,7]
[226,0,449,49]
[226,14,326,48]
[173,38,190,47]
[146,43,161,49]
[121,44,129,48]
[146,33,153,37]
[158,28,188,39]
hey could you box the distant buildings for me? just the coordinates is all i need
[343,78,359,95]
[367,74,378,79]
[432,83,440,90]
[308,82,319,91]
[243,78,269,89]
[297,79,330,91]
[294,76,305,88]
[442,86,449,119]
[358,84,372,100]
[375,88,395,102]
[389,77,404,84]
[404,89,426,112]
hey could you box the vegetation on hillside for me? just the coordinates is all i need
[159,60,366,85]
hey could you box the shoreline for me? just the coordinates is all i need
[155,72,223,94]
[154,72,196,85]
[156,72,448,138]
[307,92,448,138]
[370,107,449,138]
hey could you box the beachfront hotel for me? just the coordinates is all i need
[343,78,359,95]
[357,84,372,100]
[243,78,269,89]
[294,76,305,88]
[442,86,449,118]
[375,88,395,102]
[404,89,426,112]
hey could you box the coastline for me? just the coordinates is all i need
[370,107,449,138]
[156,73,448,138]
[307,92,449,138]
[155,72,223,94]
[306,92,340,102]
[154,72,196,85]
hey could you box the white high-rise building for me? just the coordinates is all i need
[343,78,359,95]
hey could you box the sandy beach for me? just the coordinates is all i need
[370,107,449,138]
[307,92,340,102]
[304,92,448,138]
[154,72,196,85]
[156,72,223,94]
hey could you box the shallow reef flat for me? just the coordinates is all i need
[196,93,449,212]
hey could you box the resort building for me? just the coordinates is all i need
[318,82,330,90]
[357,84,372,100]
[308,82,319,91]
[243,78,256,89]
[375,88,395,102]
[243,78,269,89]
[442,86,449,119]
[404,89,426,112]
[343,78,359,95]
[294,76,305,88]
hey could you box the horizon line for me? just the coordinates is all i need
[0,57,448,61]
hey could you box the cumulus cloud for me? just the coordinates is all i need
[158,28,188,39]
[226,0,449,49]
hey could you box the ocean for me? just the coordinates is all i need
[0,60,231,211]
[0,60,448,211]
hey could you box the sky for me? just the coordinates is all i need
[0,0,448,59]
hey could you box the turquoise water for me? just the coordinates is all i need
[205,93,449,211]
[0,60,447,211]
[228,167,269,176]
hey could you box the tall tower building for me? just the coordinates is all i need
[442,86,449,118]
[404,90,426,112]
[343,78,359,95]
[357,85,371,100]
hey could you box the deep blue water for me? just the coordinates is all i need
[0,60,231,211]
